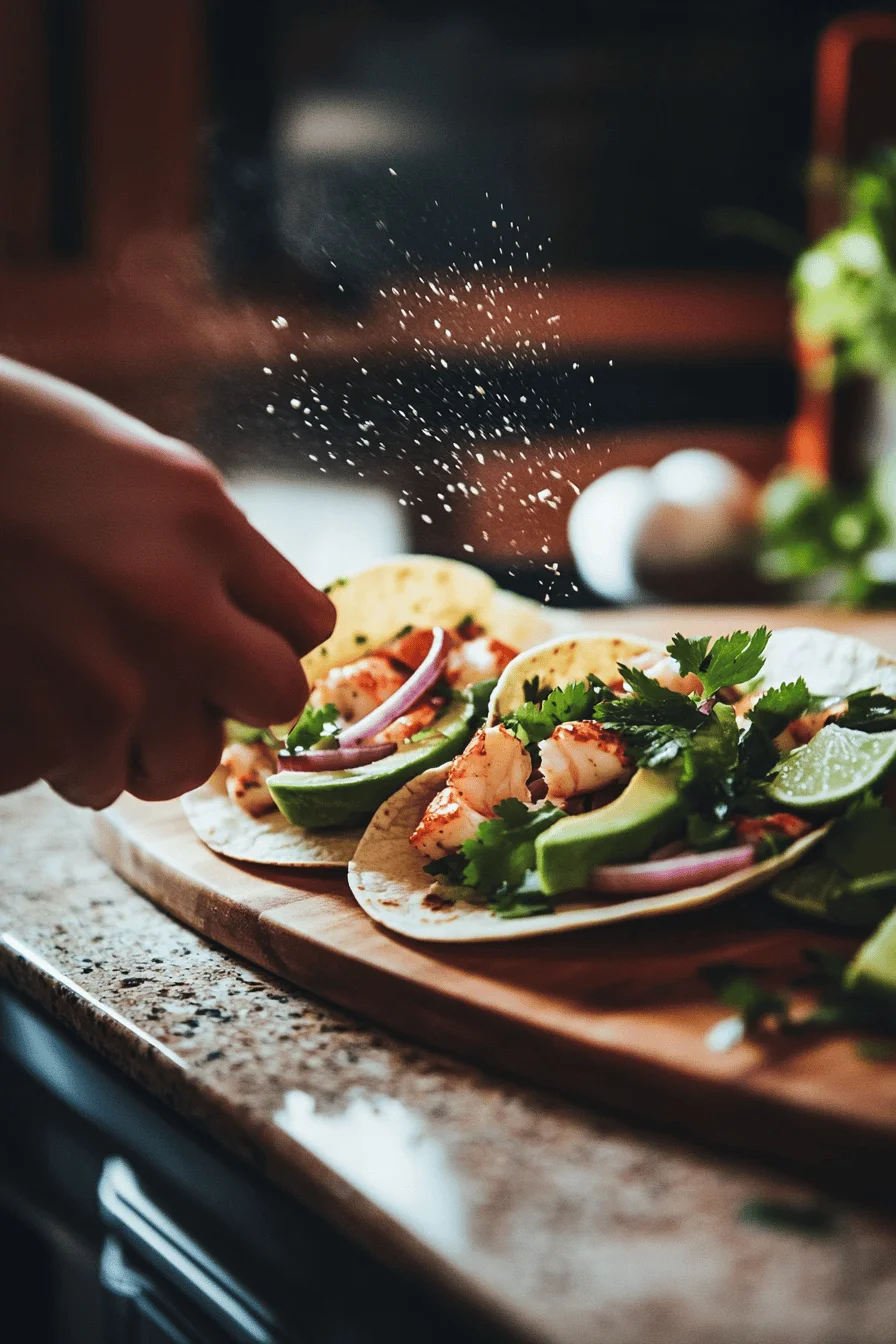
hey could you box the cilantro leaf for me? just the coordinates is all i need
[522,675,551,704]
[225,720,280,749]
[687,813,735,852]
[667,633,710,679]
[595,672,703,768]
[739,677,811,780]
[747,678,811,737]
[423,851,467,884]
[615,664,701,714]
[666,628,771,699]
[459,799,564,897]
[838,688,896,732]
[488,869,555,920]
[504,679,608,747]
[285,702,340,751]
[700,962,790,1030]
[769,795,896,928]
[824,793,896,877]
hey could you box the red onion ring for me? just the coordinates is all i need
[591,844,756,895]
[277,743,397,772]
[337,626,450,747]
[648,838,687,861]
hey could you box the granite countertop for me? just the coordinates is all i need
[3,783,896,1344]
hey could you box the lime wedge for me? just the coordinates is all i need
[767,724,896,813]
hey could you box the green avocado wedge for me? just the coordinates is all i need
[535,767,686,897]
[268,695,477,831]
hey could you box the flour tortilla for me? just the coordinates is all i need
[486,632,662,723]
[348,766,826,942]
[183,767,364,867]
[347,626,896,941]
[184,556,551,869]
[303,555,551,686]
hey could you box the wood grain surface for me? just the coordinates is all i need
[94,607,896,1190]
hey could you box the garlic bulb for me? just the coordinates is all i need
[569,449,758,604]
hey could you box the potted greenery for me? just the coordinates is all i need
[758,148,896,606]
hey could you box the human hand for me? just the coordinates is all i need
[0,357,335,807]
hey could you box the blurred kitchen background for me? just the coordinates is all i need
[2,0,896,606]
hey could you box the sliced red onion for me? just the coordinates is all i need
[337,626,450,747]
[277,743,396,773]
[649,838,687,861]
[591,844,756,895]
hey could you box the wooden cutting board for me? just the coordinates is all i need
[93,608,896,1193]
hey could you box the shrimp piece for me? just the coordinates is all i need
[788,701,847,746]
[731,689,762,720]
[731,693,847,750]
[381,627,447,671]
[309,655,407,724]
[410,786,489,860]
[445,635,518,689]
[372,699,441,745]
[632,652,703,697]
[220,742,277,817]
[446,725,531,817]
[732,812,812,847]
[539,721,631,805]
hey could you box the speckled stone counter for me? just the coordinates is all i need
[3,783,896,1344]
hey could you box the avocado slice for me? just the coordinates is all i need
[268,696,475,830]
[535,768,686,896]
[844,907,896,1026]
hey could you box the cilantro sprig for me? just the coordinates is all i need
[594,664,703,768]
[424,799,564,919]
[502,676,613,748]
[739,678,811,779]
[285,702,340,751]
[838,688,896,733]
[770,794,896,928]
[668,627,771,699]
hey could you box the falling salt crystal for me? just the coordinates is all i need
[388,167,397,176]
[289,353,298,362]
[463,544,474,553]
[536,488,551,501]
[290,399,300,409]
[265,404,274,414]
[421,514,433,524]
[272,316,288,328]
[263,366,272,375]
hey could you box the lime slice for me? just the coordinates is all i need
[767,724,896,813]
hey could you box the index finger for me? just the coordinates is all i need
[223,509,336,659]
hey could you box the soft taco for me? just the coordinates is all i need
[183,556,551,867]
[348,626,896,940]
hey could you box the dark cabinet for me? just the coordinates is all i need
[0,987,494,1344]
